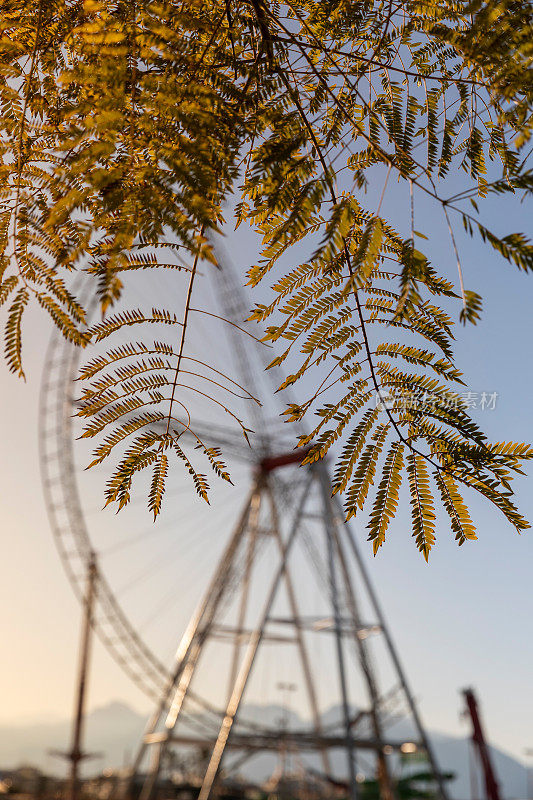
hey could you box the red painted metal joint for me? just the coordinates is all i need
[259,446,312,473]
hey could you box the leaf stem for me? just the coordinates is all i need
[165,232,203,434]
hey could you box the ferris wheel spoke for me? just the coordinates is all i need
[111,509,229,600]
[99,529,173,557]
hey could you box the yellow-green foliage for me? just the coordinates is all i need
[2,0,533,551]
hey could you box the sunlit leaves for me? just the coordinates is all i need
[434,470,476,546]
[367,442,405,554]
[0,0,244,373]
[459,290,482,325]
[5,287,29,378]
[3,0,533,547]
[238,0,533,554]
[407,453,436,561]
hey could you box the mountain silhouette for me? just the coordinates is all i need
[0,701,526,800]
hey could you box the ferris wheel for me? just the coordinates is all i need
[38,240,449,800]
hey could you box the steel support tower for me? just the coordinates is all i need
[126,452,447,800]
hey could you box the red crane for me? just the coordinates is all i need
[462,688,502,800]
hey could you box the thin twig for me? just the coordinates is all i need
[165,231,203,434]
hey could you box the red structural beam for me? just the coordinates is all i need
[259,446,313,473]
[462,688,501,800]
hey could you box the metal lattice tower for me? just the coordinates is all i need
[124,452,447,800]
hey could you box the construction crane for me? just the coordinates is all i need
[462,688,502,800]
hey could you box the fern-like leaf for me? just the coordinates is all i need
[434,470,477,545]
[367,442,405,554]
[407,453,436,561]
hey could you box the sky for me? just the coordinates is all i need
[1,172,532,775]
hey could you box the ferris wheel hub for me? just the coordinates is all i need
[258,445,313,473]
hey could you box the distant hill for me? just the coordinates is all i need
[0,701,527,800]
